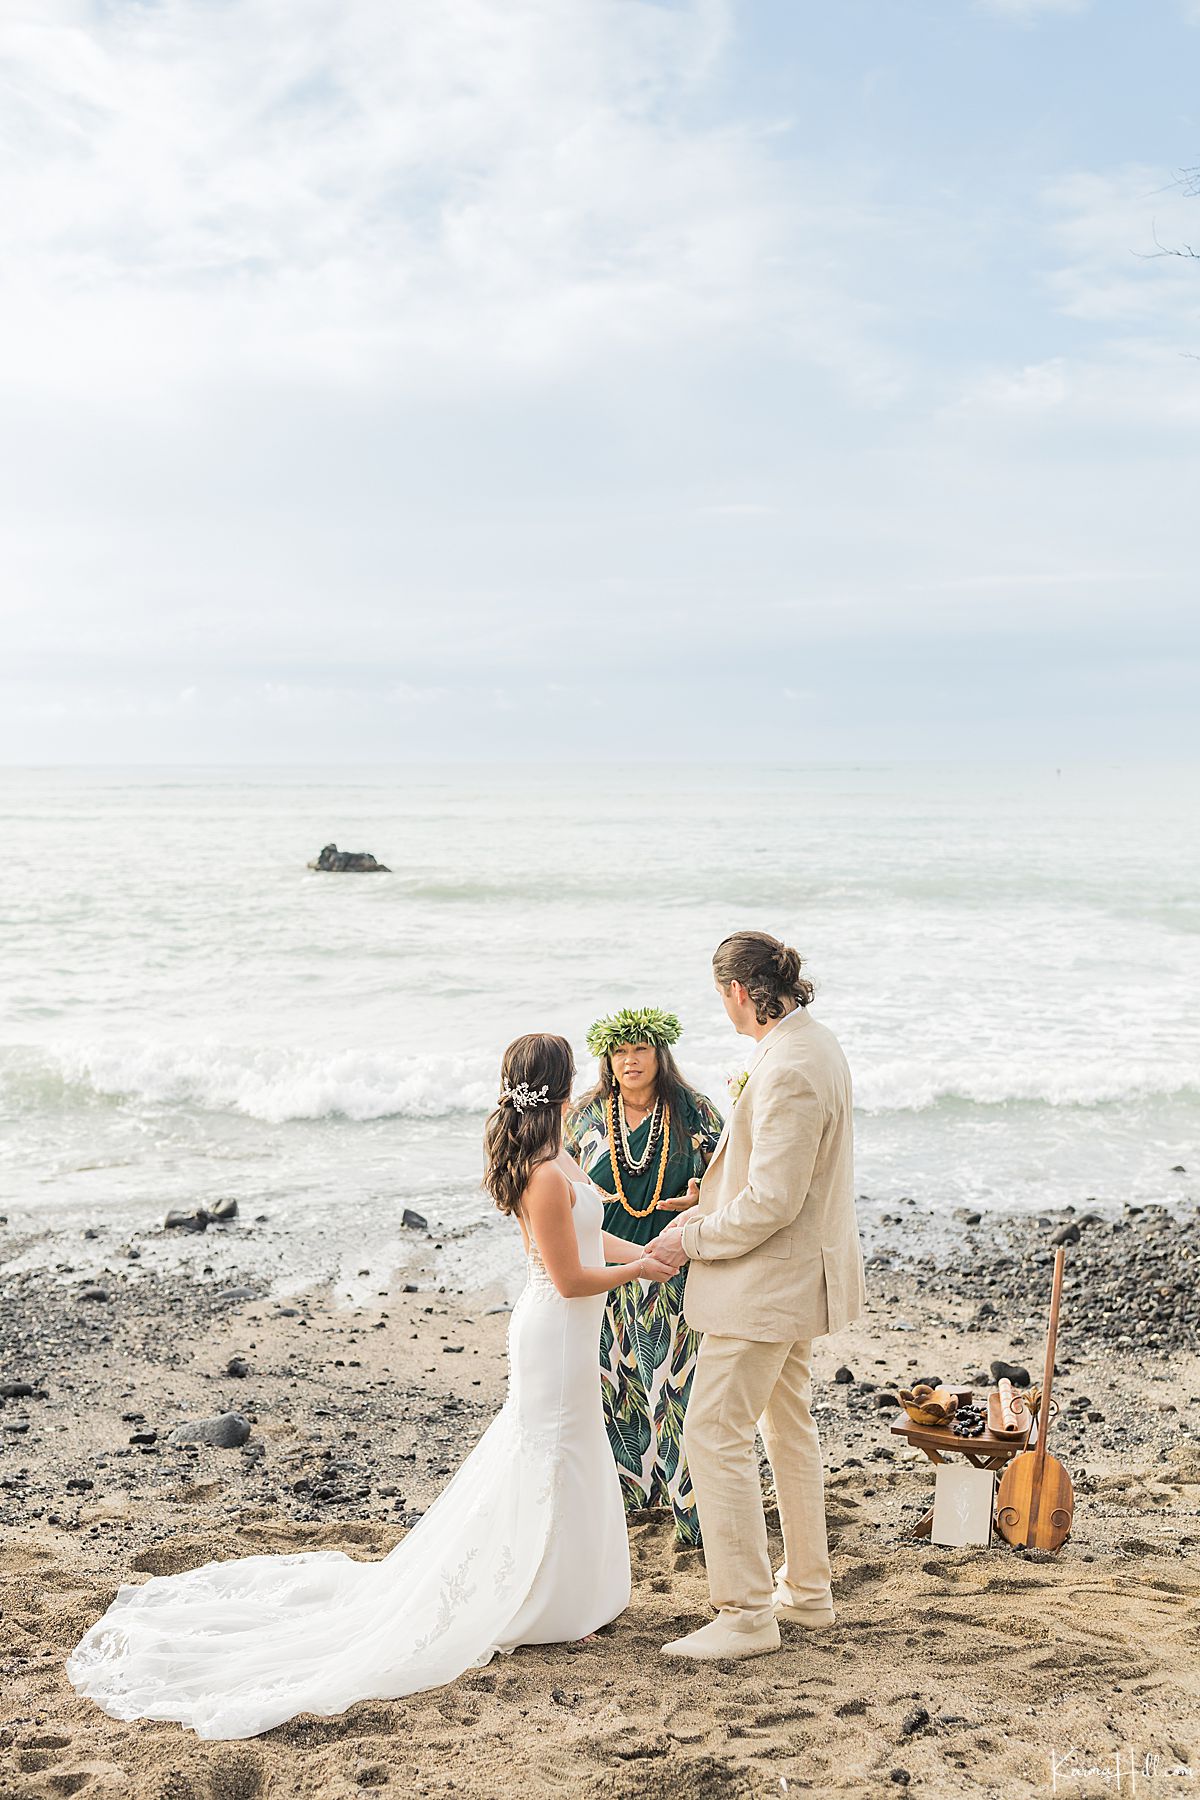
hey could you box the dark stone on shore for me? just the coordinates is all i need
[900,1708,930,1738]
[990,1360,1031,1386]
[834,1365,854,1383]
[890,1770,912,1785]
[211,1197,239,1221]
[129,1429,157,1445]
[1,1382,35,1400]
[65,1477,95,1492]
[217,1286,259,1303]
[165,1207,209,1233]
[402,1283,419,1294]
[1171,1165,1186,1173]
[1050,1221,1081,1245]
[168,1411,252,1449]
[401,1209,429,1232]
[79,1285,110,1302]
[307,843,390,873]
[955,1209,982,1226]
[226,1357,250,1378]
[875,1392,900,1408]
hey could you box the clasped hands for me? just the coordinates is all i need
[644,1181,702,1276]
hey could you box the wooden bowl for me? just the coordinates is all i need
[898,1385,959,1427]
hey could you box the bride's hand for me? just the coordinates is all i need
[638,1252,678,1284]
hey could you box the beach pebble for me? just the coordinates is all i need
[165,1207,209,1233]
[218,1285,259,1303]
[834,1365,854,1383]
[65,1477,95,1492]
[900,1707,930,1737]
[990,1359,1031,1386]
[211,1197,239,1221]
[1050,1221,1081,1245]
[226,1357,250,1378]
[401,1209,429,1232]
[955,1208,982,1226]
[79,1285,110,1302]
[889,1771,911,1786]
[1,1381,36,1400]
[168,1411,252,1449]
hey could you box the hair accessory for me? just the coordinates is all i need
[502,1079,552,1113]
[585,1006,682,1060]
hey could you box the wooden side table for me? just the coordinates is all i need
[889,1415,1034,1539]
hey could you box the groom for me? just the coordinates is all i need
[650,929,866,1661]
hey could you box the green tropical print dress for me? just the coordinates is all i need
[565,1087,724,1546]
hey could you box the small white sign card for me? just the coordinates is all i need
[931,1463,996,1547]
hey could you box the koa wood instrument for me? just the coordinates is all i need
[996,1245,1075,1550]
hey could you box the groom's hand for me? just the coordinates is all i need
[648,1224,688,1270]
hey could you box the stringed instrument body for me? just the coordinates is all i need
[996,1245,1075,1550]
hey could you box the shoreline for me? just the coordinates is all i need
[2,1200,1199,1796]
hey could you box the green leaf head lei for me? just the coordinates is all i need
[585,1006,682,1060]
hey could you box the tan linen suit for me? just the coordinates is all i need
[679,1005,866,1628]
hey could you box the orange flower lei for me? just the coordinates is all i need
[604,1090,671,1218]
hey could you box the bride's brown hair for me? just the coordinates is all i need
[483,1033,575,1216]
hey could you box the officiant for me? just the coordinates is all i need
[566,1008,723,1547]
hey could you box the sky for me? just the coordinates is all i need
[1,0,1198,764]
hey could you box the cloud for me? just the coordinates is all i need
[0,0,903,407]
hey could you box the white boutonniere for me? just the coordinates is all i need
[727,1069,749,1105]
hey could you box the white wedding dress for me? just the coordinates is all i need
[65,1180,631,1739]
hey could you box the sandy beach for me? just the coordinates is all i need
[3,1195,1199,1800]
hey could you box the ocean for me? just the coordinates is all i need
[1,763,1196,1300]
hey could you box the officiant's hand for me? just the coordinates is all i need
[654,1177,701,1213]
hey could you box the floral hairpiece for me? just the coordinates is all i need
[502,1080,551,1113]
[585,1006,682,1060]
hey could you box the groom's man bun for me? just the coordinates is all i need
[713,930,814,1023]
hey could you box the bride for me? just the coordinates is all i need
[65,1033,676,1740]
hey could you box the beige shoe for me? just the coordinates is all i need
[661,1614,781,1661]
[772,1590,835,1627]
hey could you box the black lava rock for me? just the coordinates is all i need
[165,1208,209,1233]
[211,1197,239,1221]
[834,1366,854,1383]
[401,1209,429,1232]
[307,844,390,873]
[990,1359,1031,1386]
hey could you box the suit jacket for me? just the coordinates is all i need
[680,1006,866,1342]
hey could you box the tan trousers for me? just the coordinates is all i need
[682,1334,832,1629]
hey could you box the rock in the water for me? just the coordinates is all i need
[211,1197,239,1221]
[401,1208,429,1232]
[990,1358,1031,1386]
[165,1207,209,1233]
[834,1365,854,1384]
[307,843,390,873]
[168,1411,252,1449]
